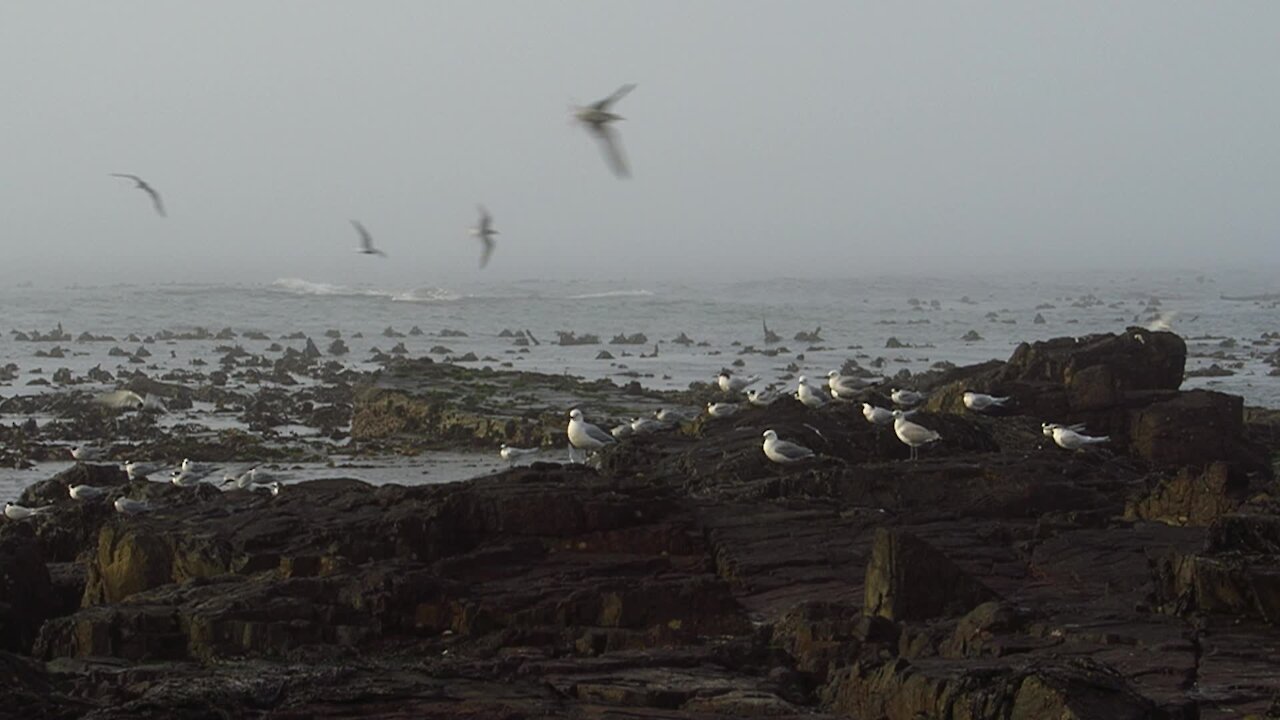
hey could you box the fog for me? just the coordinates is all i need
[2,1,1278,287]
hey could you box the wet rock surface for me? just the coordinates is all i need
[0,330,1278,718]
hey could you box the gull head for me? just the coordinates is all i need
[892,409,907,418]
[798,375,808,384]
[827,370,840,379]
[762,429,778,441]
[569,408,583,421]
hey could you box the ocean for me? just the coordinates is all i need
[2,269,1277,501]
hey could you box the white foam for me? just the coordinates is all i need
[566,289,654,300]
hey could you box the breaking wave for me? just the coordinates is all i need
[565,289,654,300]
[270,278,459,303]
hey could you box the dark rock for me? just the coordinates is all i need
[864,528,999,622]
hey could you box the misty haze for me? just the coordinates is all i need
[2,3,1279,718]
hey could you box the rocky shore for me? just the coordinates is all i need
[2,328,1279,719]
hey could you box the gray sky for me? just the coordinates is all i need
[2,1,1278,286]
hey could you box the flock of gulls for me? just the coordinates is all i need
[107,84,637,269]
[4,455,283,521]
[4,369,1112,521]
[501,369,1112,468]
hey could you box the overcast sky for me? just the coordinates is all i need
[2,1,1277,286]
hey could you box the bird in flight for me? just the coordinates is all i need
[350,220,386,257]
[470,205,498,268]
[573,83,636,177]
[110,174,166,217]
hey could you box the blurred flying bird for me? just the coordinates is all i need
[574,84,636,177]
[110,174,166,217]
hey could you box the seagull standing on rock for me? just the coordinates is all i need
[125,460,166,480]
[706,402,739,419]
[962,392,1010,412]
[893,410,941,461]
[761,429,815,464]
[891,388,927,407]
[567,408,616,463]
[4,502,50,520]
[574,83,636,177]
[68,484,108,501]
[499,444,539,465]
[718,372,759,394]
[861,403,895,426]
[114,497,151,515]
[796,376,829,409]
[1050,425,1110,450]
[827,371,878,400]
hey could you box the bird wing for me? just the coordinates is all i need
[593,83,636,111]
[775,439,813,459]
[479,236,494,268]
[351,220,381,254]
[591,125,630,178]
[143,186,166,217]
[110,173,143,183]
[477,205,492,233]
[584,421,616,445]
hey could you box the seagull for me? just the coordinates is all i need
[796,376,829,409]
[124,460,166,480]
[109,174,165,217]
[1041,422,1089,438]
[893,410,941,460]
[567,408,616,462]
[470,205,498,268]
[827,371,878,399]
[574,83,636,177]
[655,408,697,424]
[717,372,759,394]
[761,429,815,464]
[95,389,146,410]
[499,444,540,465]
[68,484,108,501]
[962,391,1010,412]
[70,446,107,462]
[351,220,386,257]
[4,502,50,520]
[629,417,668,435]
[861,403,895,426]
[1050,425,1110,450]
[114,497,151,515]
[180,458,219,475]
[706,402,739,419]
[221,469,254,490]
[265,481,283,497]
[746,389,777,407]
[890,388,927,407]
[170,470,206,487]
[610,422,635,439]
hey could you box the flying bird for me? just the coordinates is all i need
[574,83,636,177]
[351,220,386,257]
[470,206,498,268]
[110,174,166,217]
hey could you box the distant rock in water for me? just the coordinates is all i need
[382,327,405,338]
[609,332,647,345]
[596,350,615,360]
[440,328,468,337]
[672,332,695,346]
[961,330,983,342]
[408,326,424,336]
[885,337,906,349]
[556,331,600,346]
[327,339,349,356]
[1034,313,1046,324]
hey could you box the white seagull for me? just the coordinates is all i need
[114,497,151,515]
[1041,422,1089,438]
[655,408,697,424]
[567,408,616,462]
[861,403,895,426]
[717,372,759,394]
[70,445,107,462]
[109,173,166,217]
[962,392,1010,412]
[761,429,815,465]
[470,205,498,268]
[351,220,387,257]
[1050,426,1110,450]
[630,417,668,435]
[796,376,829,409]
[500,444,539,465]
[827,371,878,400]
[893,410,941,461]
[574,83,636,177]
[4,502,50,520]
[68,484,108,501]
[890,388,927,407]
[124,460,166,480]
[95,389,146,410]
[706,402,739,419]
[746,389,777,407]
